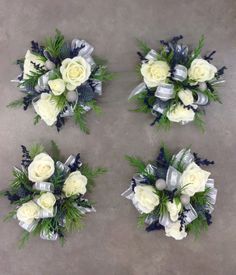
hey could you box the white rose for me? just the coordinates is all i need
[166,199,182,222]
[33,93,61,126]
[132,185,160,214]
[188,58,217,82]
[37,192,56,214]
[63,171,88,197]
[28,153,55,183]
[23,50,45,80]
[180,162,211,197]
[167,104,195,123]
[60,56,91,90]
[48,79,66,95]
[165,221,187,240]
[16,200,40,224]
[178,89,194,106]
[141,60,170,88]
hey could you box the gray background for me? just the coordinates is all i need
[0,0,235,274]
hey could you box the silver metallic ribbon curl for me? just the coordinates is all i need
[56,155,82,174]
[195,92,209,105]
[71,39,94,58]
[155,84,175,101]
[172,64,188,82]
[152,100,167,115]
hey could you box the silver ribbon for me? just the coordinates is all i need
[172,64,187,82]
[133,173,147,184]
[144,215,158,225]
[74,198,97,214]
[93,80,103,96]
[84,55,96,69]
[175,44,189,57]
[35,71,55,92]
[155,83,174,101]
[38,208,56,219]
[71,39,94,58]
[60,104,76,118]
[183,204,198,225]
[209,79,225,86]
[128,82,146,100]
[171,148,194,170]
[145,49,158,61]
[76,204,96,215]
[152,100,169,115]
[121,186,134,200]
[56,155,82,174]
[195,92,209,105]
[152,103,165,114]
[40,230,58,241]
[159,213,172,227]
[205,179,217,213]
[144,164,157,176]
[33,182,54,192]
[11,75,22,84]
[19,220,38,232]
[165,166,182,191]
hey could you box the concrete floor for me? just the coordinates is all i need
[0,0,236,274]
